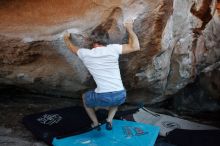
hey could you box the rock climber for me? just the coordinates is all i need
[64,19,140,130]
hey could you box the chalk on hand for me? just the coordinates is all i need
[124,18,135,23]
[124,16,136,22]
[60,28,79,38]
[124,18,135,25]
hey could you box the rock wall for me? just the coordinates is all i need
[0,0,219,103]
[172,62,220,112]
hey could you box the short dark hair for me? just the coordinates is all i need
[90,26,109,47]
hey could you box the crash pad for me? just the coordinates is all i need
[23,106,138,145]
[52,120,160,146]
[133,107,218,136]
[23,106,99,144]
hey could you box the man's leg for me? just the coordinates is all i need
[82,95,99,127]
[106,106,118,130]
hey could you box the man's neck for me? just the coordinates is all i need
[93,43,105,48]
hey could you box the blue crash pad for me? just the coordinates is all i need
[52,120,159,146]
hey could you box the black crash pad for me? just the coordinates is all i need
[23,106,138,145]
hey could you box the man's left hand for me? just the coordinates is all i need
[64,32,71,40]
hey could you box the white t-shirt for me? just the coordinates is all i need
[77,44,124,93]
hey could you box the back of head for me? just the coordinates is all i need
[90,26,109,48]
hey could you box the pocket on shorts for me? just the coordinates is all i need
[96,90,126,107]
[96,93,113,107]
[99,95,112,103]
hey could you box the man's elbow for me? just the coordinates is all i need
[135,46,140,51]
[133,44,140,51]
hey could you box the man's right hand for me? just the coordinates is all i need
[124,19,134,30]
[122,19,140,54]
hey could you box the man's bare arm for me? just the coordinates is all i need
[64,33,79,54]
[122,20,140,54]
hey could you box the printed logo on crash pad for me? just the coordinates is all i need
[37,114,62,125]
[161,121,180,129]
[122,126,148,137]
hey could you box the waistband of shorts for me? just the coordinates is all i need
[95,89,126,94]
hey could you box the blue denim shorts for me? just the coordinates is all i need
[83,90,126,108]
